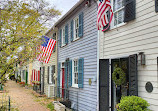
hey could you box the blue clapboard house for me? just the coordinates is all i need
[51,0,98,110]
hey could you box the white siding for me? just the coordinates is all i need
[43,30,57,97]
[99,0,158,110]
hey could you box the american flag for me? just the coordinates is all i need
[97,0,113,31]
[37,36,56,63]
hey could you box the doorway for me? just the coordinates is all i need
[62,68,65,98]
[111,58,129,111]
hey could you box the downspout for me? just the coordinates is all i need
[97,30,100,111]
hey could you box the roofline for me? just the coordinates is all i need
[45,0,84,35]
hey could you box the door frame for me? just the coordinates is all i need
[108,55,129,111]
[111,57,129,111]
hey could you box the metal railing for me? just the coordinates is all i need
[53,87,79,111]
[0,95,10,111]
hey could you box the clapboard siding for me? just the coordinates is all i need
[43,30,57,97]
[99,0,158,110]
[58,1,98,111]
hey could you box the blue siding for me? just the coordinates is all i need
[58,1,98,111]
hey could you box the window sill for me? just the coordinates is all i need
[71,84,78,88]
[61,44,67,47]
[110,22,126,30]
[48,84,55,86]
[72,37,80,42]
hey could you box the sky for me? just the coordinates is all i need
[46,0,80,20]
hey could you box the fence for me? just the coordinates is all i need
[53,87,79,111]
[0,95,11,111]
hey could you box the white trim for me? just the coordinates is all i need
[61,27,66,47]
[110,0,125,30]
[73,16,79,41]
[72,59,79,88]
[97,30,100,111]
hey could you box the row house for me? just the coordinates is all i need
[53,0,98,110]
[40,28,58,97]
[99,0,158,111]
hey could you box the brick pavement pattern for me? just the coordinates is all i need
[5,80,49,111]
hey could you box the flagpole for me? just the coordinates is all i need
[97,29,100,111]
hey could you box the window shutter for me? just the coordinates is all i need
[40,67,41,84]
[78,12,83,37]
[53,44,56,52]
[99,59,109,111]
[52,65,55,84]
[68,60,72,87]
[57,63,61,97]
[47,66,49,84]
[65,25,68,45]
[43,67,45,93]
[129,54,138,96]
[38,71,40,81]
[103,11,110,32]
[155,0,158,12]
[59,29,62,47]
[78,58,84,88]
[64,62,68,88]
[70,20,74,42]
[124,0,136,22]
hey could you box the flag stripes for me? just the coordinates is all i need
[31,69,40,82]
[97,0,113,31]
[37,36,56,64]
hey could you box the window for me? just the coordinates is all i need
[22,70,25,80]
[72,59,78,87]
[74,17,79,40]
[53,33,56,52]
[61,28,65,46]
[112,0,125,28]
[70,12,83,42]
[48,65,55,84]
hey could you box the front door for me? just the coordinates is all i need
[99,54,138,111]
[111,58,129,111]
[62,68,65,98]
[25,71,28,84]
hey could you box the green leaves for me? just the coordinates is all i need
[0,0,61,80]
[117,96,150,111]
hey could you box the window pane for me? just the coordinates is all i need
[118,10,124,24]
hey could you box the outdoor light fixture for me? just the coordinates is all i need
[85,0,91,7]
[139,52,145,65]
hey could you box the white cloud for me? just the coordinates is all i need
[46,0,79,16]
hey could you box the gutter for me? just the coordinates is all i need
[45,0,84,35]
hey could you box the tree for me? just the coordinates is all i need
[0,0,61,80]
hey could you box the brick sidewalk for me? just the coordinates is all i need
[5,80,49,111]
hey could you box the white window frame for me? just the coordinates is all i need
[72,59,78,88]
[111,0,126,29]
[61,27,65,46]
[48,66,55,85]
[73,16,79,41]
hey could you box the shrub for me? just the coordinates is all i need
[117,96,150,111]
[47,102,54,111]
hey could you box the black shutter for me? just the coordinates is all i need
[52,65,55,84]
[99,59,109,111]
[124,0,136,22]
[129,54,138,96]
[103,11,110,32]
[155,0,158,12]
[47,66,49,84]
[40,67,41,91]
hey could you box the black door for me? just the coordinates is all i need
[111,58,129,111]
[111,54,138,111]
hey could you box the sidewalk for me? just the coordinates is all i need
[5,80,49,111]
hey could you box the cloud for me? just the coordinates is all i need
[46,0,79,16]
